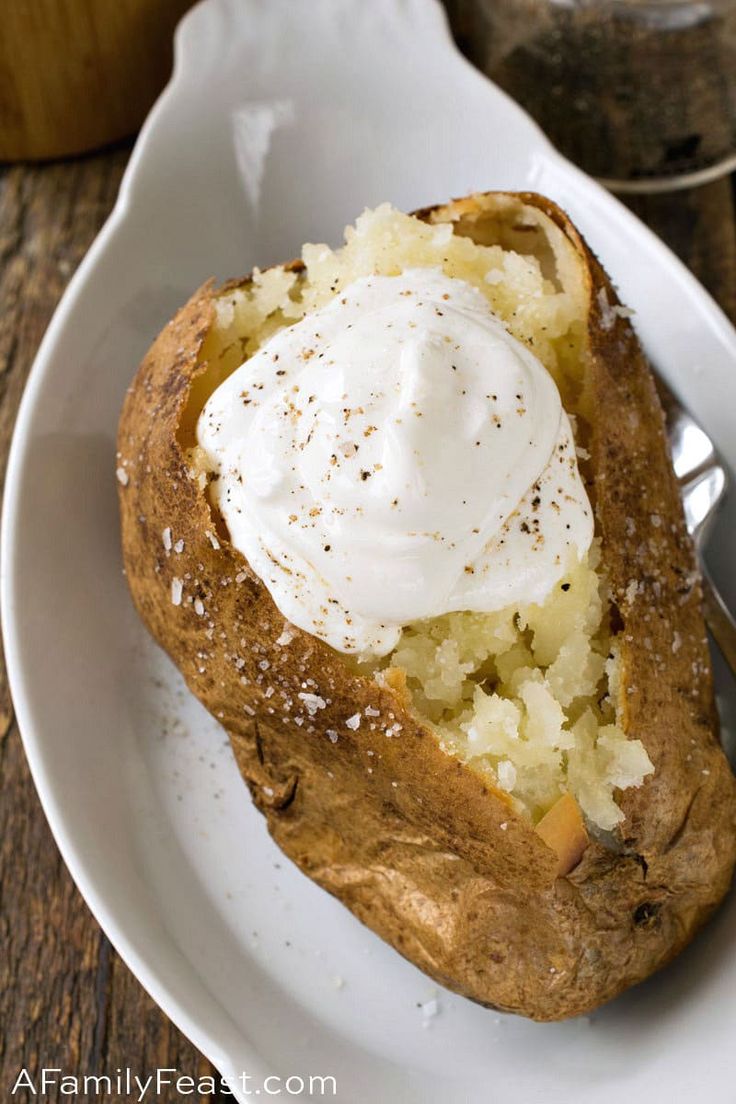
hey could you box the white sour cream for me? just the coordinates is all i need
[197,269,593,655]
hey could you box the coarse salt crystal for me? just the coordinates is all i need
[364,706,380,717]
[497,760,517,792]
[171,578,183,606]
[327,729,339,743]
[206,529,221,550]
[432,223,453,245]
[162,527,172,551]
[276,625,296,647]
[116,466,129,486]
[298,692,327,716]
[174,538,185,553]
[345,713,361,730]
[194,598,205,616]
[597,286,620,331]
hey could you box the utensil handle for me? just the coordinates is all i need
[702,565,736,676]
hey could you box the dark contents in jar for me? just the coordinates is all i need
[444,0,736,183]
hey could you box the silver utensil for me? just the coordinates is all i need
[655,373,736,674]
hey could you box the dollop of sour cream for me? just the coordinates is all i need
[197,269,593,656]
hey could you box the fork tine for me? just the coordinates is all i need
[651,365,717,483]
[649,366,736,679]
[681,467,726,537]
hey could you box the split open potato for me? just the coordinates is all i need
[117,193,736,1020]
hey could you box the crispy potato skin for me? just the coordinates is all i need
[117,192,736,1020]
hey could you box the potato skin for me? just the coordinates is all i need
[117,192,736,1020]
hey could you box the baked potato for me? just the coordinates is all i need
[117,192,736,1020]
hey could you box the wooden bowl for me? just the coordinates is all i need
[0,0,197,162]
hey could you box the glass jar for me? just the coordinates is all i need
[444,0,736,191]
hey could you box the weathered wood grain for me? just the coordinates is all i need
[0,144,734,1100]
[623,177,736,326]
[0,149,227,1103]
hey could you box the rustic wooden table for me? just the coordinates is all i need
[0,146,734,1100]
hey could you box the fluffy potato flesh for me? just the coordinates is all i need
[118,192,736,1020]
[189,204,653,836]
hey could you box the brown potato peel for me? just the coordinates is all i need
[117,192,736,1020]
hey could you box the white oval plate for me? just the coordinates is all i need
[3,1,736,1100]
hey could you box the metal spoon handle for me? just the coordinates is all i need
[702,564,736,676]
